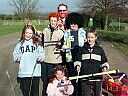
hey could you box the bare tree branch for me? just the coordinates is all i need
[9,0,39,19]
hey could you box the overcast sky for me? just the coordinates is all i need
[0,0,80,14]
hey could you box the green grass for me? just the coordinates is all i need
[0,25,23,36]
[98,30,128,44]
[0,20,48,36]
[109,22,128,26]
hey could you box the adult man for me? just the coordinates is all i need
[57,3,68,30]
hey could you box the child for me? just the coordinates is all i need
[63,12,87,96]
[64,12,86,63]
[47,65,74,96]
[42,12,64,96]
[43,12,64,74]
[13,24,44,96]
[74,28,109,96]
[62,12,87,77]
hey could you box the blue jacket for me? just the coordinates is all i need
[13,39,44,78]
[63,28,86,62]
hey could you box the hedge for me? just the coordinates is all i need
[98,30,128,44]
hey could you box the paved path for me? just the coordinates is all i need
[101,41,128,73]
[0,33,19,96]
[0,33,128,96]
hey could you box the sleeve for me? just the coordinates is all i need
[53,30,64,41]
[13,42,22,63]
[57,30,64,47]
[59,30,64,40]
[36,45,45,62]
[47,83,63,96]
[62,30,71,50]
[73,47,82,67]
[52,30,64,48]
[42,28,46,35]
[64,31,68,42]
[79,28,87,47]
[47,83,55,96]
[101,48,109,70]
[42,28,47,42]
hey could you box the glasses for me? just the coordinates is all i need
[58,10,67,12]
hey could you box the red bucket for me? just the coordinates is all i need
[108,81,121,96]
[103,80,128,96]
[120,85,128,96]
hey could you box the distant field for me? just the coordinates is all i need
[0,20,48,36]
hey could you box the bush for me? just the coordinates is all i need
[108,25,125,31]
[108,22,127,31]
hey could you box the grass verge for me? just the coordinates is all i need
[0,20,48,37]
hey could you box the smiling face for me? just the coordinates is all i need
[87,32,97,47]
[58,5,68,19]
[50,17,58,29]
[70,24,78,31]
[24,28,33,40]
[55,70,64,80]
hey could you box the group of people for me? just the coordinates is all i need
[13,3,110,96]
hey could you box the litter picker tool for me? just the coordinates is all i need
[69,69,119,80]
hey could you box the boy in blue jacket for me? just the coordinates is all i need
[63,12,86,96]
[63,12,86,76]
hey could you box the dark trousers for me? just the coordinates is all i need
[41,62,47,96]
[66,62,77,96]
[80,80,102,96]
[18,77,40,96]
[66,62,76,77]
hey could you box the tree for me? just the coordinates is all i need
[80,0,128,30]
[10,0,39,19]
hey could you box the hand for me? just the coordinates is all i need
[36,60,43,64]
[56,43,61,49]
[15,60,20,64]
[102,67,108,72]
[60,87,68,95]
[76,65,81,73]
[15,59,20,63]
[62,45,68,49]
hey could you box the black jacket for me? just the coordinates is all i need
[74,42,108,76]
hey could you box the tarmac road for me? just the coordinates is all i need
[0,33,19,96]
